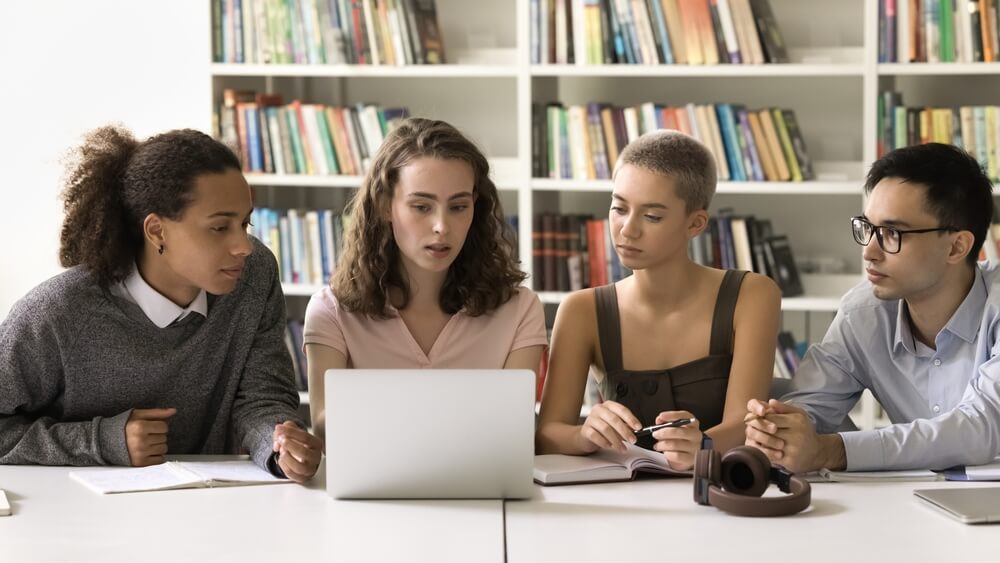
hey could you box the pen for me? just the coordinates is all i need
[634,418,693,438]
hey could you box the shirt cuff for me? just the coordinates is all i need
[839,430,885,471]
[266,450,287,478]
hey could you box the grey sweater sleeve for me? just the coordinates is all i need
[231,256,304,471]
[0,293,131,466]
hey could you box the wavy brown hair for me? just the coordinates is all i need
[59,125,241,287]
[333,118,526,318]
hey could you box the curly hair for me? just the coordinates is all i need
[59,125,242,287]
[332,117,526,318]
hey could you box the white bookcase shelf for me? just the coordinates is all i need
[878,62,1000,75]
[530,62,865,78]
[538,273,859,312]
[216,0,878,316]
[282,283,326,297]
[245,157,522,190]
[532,180,860,196]
[247,173,362,189]
[212,0,993,430]
[211,62,521,78]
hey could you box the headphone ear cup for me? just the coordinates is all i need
[719,446,771,498]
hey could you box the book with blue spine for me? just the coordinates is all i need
[715,104,747,181]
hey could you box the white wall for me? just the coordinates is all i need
[0,1,210,318]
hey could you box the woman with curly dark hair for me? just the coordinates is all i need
[0,125,322,482]
[304,118,547,436]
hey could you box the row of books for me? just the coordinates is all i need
[217,89,410,175]
[535,0,788,65]
[688,212,803,296]
[773,330,803,380]
[251,208,521,287]
[878,0,1000,63]
[530,210,803,296]
[212,0,445,65]
[285,320,308,391]
[877,91,1000,181]
[531,215,631,292]
[250,207,351,286]
[532,102,815,182]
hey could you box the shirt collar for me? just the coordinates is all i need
[121,266,208,328]
[945,267,987,344]
[893,267,986,353]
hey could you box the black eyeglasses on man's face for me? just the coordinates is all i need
[850,216,958,254]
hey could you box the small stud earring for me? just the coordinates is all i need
[158,245,165,255]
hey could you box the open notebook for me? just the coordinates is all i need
[69,461,290,494]
[534,443,690,485]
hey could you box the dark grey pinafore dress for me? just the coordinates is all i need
[595,270,747,450]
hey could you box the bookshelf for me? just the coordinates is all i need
[211,0,998,430]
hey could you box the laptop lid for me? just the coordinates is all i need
[914,487,1000,524]
[325,369,535,500]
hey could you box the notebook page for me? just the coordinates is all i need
[69,462,200,494]
[621,443,690,476]
[534,454,629,474]
[178,460,286,485]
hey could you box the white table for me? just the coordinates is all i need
[0,461,504,563]
[505,478,1000,562]
[5,463,999,563]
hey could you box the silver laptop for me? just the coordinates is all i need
[914,487,1000,524]
[325,369,535,499]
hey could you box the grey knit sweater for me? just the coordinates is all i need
[0,238,303,470]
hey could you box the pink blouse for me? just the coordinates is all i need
[303,287,548,368]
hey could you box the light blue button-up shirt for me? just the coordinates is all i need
[783,262,1000,471]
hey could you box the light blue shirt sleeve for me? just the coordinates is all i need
[783,266,1000,471]
[783,309,868,434]
[841,323,1000,471]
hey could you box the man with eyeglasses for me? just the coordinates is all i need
[745,143,1000,473]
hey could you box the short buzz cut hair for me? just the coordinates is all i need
[613,130,718,212]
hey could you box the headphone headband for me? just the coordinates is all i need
[694,446,811,517]
[707,474,811,517]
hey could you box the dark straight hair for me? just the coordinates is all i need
[864,143,994,265]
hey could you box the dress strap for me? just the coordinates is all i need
[594,284,624,374]
[708,270,748,356]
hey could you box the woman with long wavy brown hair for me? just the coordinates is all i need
[303,118,547,437]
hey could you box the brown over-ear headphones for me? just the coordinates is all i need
[693,445,811,517]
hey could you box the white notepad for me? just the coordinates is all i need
[69,461,290,494]
[817,468,943,482]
